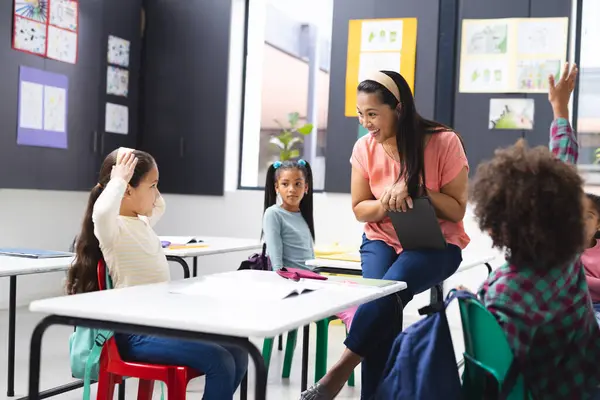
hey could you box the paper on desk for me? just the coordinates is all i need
[171,277,325,300]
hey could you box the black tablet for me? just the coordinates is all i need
[387,197,447,251]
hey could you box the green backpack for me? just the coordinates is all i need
[68,268,113,400]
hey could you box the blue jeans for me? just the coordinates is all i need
[593,303,600,326]
[344,235,462,398]
[115,334,248,400]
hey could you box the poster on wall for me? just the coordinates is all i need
[49,0,78,31]
[488,98,534,130]
[345,18,418,117]
[105,102,128,135]
[12,0,79,63]
[458,17,568,93]
[17,66,68,149]
[107,35,131,67]
[46,0,78,64]
[15,0,48,23]
[13,15,47,56]
[106,66,129,97]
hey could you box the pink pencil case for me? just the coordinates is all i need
[276,267,328,281]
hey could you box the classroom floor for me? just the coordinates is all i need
[0,307,466,400]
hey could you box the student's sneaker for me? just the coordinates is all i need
[300,383,332,400]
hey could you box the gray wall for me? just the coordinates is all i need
[324,0,441,193]
[454,0,572,174]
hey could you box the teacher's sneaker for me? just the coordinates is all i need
[300,383,332,399]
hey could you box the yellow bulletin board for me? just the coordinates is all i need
[345,18,418,117]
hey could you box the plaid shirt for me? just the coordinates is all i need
[478,119,600,399]
[550,117,579,163]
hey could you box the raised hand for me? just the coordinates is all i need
[548,62,578,120]
[111,151,138,183]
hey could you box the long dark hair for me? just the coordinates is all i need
[357,71,462,197]
[66,149,156,294]
[263,160,315,241]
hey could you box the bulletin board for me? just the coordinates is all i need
[344,18,418,116]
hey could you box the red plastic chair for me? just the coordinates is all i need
[96,260,202,399]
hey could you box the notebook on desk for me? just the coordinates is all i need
[0,248,74,259]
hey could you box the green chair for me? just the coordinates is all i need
[262,317,355,386]
[457,295,531,399]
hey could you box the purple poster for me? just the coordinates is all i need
[17,66,68,149]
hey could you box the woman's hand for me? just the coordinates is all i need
[380,183,413,212]
[111,151,138,183]
[548,62,577,120]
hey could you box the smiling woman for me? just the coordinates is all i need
[301,71,470,400]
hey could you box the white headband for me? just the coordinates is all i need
[362,71,401,102]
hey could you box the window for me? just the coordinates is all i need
[577,0,600,169]
[239,0,334,190]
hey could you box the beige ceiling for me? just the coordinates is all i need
[260,44,330,129]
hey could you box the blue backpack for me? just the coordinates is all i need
[69,268,113,400]
[373,290,473,400]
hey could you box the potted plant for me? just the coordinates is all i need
[270,112,313,161]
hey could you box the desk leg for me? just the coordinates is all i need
[166,256,190,279]
[301,324,310,392]
[7,276,16,397]
[28,316,268,400]
[193,257,198,277]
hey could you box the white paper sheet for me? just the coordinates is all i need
[15,0,48,23]
[360,20,403,52]
[460,59,509,92]
[46,25,77,64]
[19,81,44,130]
[489,98,535,130]
[515,59,561,91]
[49,0,78,31]
[464,22,509,55]
[14,16,47,55]
[107,35,131,67]
[358,52,401,83]
[105,103,128,135]
[106,66,129,97]
[43,85,66,132]
[517,20,567,55]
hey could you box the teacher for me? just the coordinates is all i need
[301,71,470,400]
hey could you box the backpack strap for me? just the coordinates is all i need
[261,243,267,257]
[418,289,478,316]
[82,329,113,400]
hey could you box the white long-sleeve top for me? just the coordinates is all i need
[92,177,170,288]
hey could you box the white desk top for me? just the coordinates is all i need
[161,236,261,258]
[306,252,497,274]
[0,255,74,278]
[30,270,406,338]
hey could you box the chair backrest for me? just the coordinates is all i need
[458,297,529,399]
[97,260,107,291]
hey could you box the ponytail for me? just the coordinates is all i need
[66,185,103,294]
[261,160,315,241]
[299,162,315,241]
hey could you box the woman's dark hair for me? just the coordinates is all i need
[357,71,463,197]
[263,160,315,240]
[586,193,600,239]
[472,140,585,271]
[66,149,156,294]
